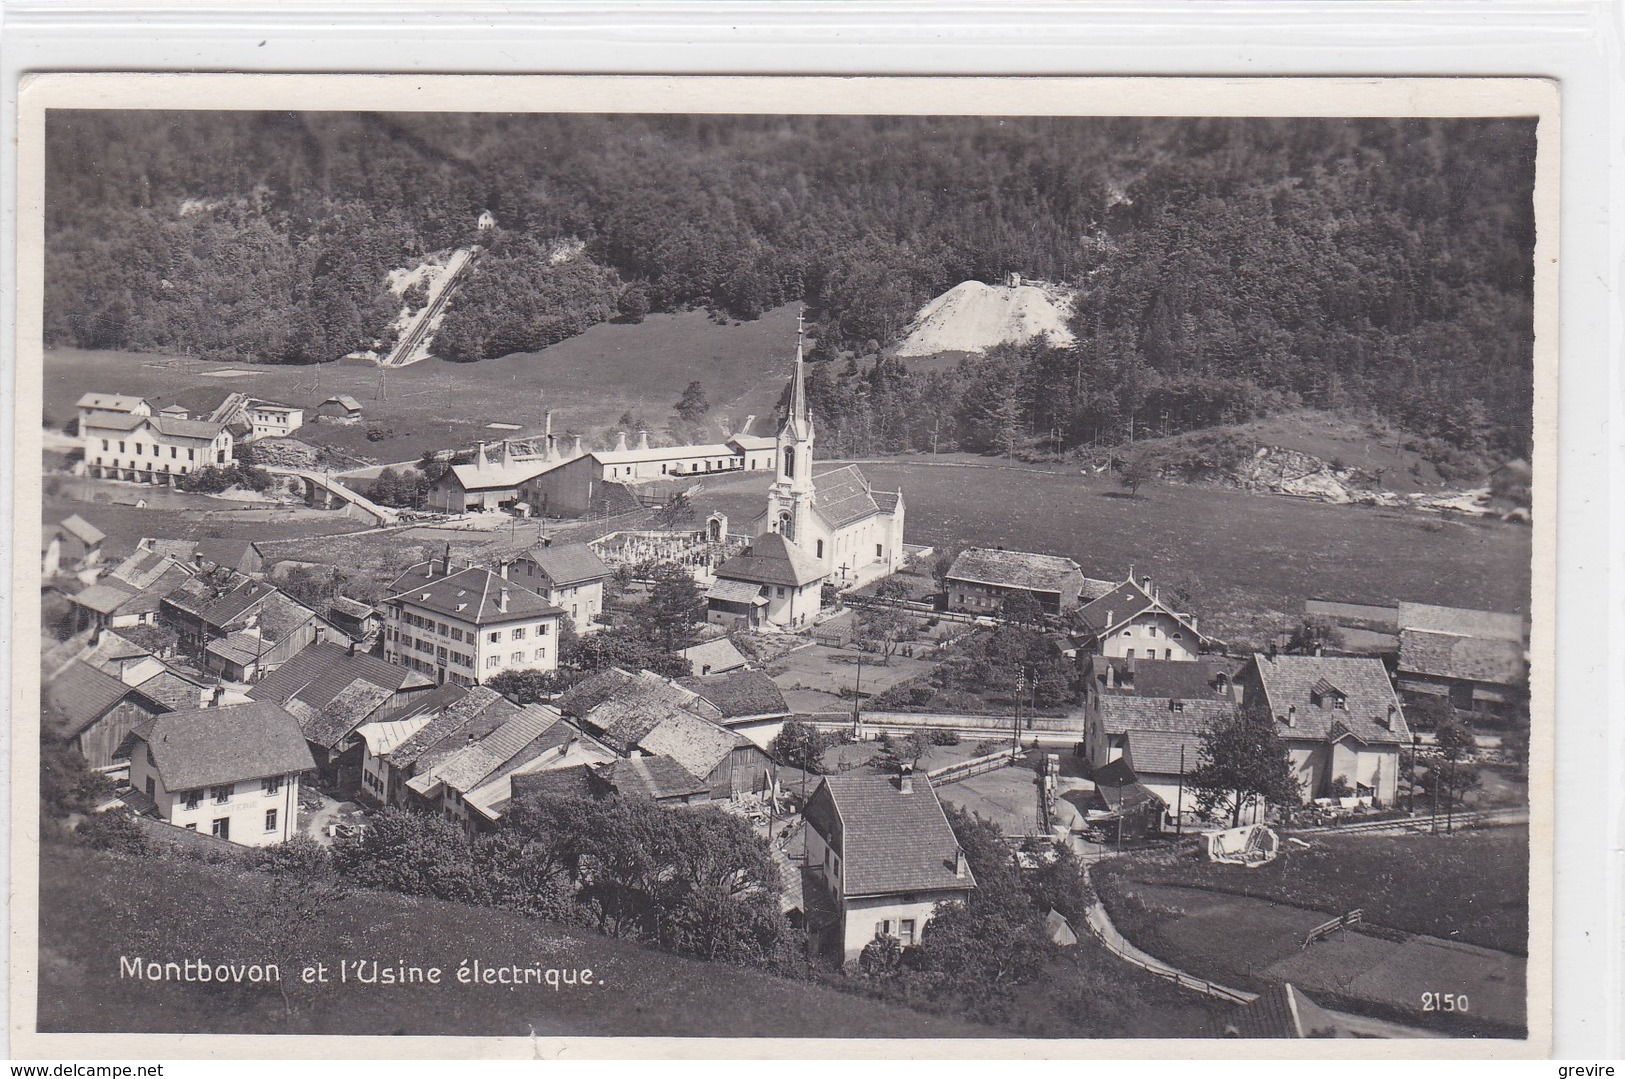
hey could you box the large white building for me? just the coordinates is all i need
[82,405,232,483]
[382,555,566,686]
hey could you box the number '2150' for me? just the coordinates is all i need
[1421,992,1469,1013]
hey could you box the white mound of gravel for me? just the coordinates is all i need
[894,280,1077,357]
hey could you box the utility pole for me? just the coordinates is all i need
[1176,744,1186,837]
[1012,667,1025,756]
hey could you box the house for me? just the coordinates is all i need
[163,576,334,679]
[1243,653,1412,806]
[42,514,106,579]
[677,636,750,676]
[1086,756,1182,835]
[636,709,773,800]
[43,661,171,770]
[944,547,1090,616]
[382,554,565,685]
[558,668,724,750]
[1080,654,1244,766]
[802,770,976,962]
[1069,572,1210,661]
[459,723,618,829]
[68,550,196,633]
[707,533,826,629]
[325,596,379,642]
[195,538,269,577]
[82,407,232,484]
[499,542,611,630]
[76,392,151,430]
[314,394,364,423]
[589,756,712,804]
[1394,602,1529,717]
[678,670,789,724]
[244,402,304,440]
[378,686,521,807]
[123,701,314,847]
[248,640,437,782]
[356,715,433,806]
[429,440,560,514]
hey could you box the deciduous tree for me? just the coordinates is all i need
[1185,706,1303,826]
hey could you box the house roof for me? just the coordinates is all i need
[418,705,566,796]
[715,532,826,588]
[1091,655,1245,699]
[58,514,105,546]
[150,415,229,441]
[445,455,558,492]
[637,709,746,780]
[205,631,271,667]
[130,701,315,790]
[386,564,563,624]
[521,543,611,587]
[1090,758,1165,815]
[357,716,434,756]
[728,434,776,452]
[375,681,469,725]
[44,661,156,740]
[1398,630,1526,687]
[194,538,264,569]
[704,577,767,604]
[1396,602,1526,642]
[678,670,787,719]
[118,622,180,656]
[328,596,376,622]
[807,464,892,531]
[809,773,975,899]
[249,640,432,709]
[946,547,1083,596]
[595,755,708,801]
[385,686,518,769]
[592,442,736,466]
[1203,983,1344,1039]
[321,394,363,411]
[1074,579,1204,641]
[510,764,600,803]
[71,580,140,615]
[677,637,750,675]
[1097,695,1236,737]
[562,669,718,754]
[115,548,195,588]
[288,677,396,751]
[76,392,147,412]
[1251,654,1411,745]
[1122,729,1202,777]
[132,668,206,712]
[163,575,269,628]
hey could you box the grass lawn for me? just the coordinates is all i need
[36,843,1000,1039]
[685,460,1532,646]
[1095,825,1528,956]
[42,306,798,465]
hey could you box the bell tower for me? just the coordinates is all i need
[766,311,816,544]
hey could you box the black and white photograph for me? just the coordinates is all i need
[11,75,1556,1053]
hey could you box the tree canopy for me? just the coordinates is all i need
[1185,706,1303,826]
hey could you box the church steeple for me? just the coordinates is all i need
[768,311,816,543]
[782,310,813,443]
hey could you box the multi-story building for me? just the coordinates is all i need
[82,405,232,484]
[498,542,612,631]
[124,700,314,847]
[245,402,305,440]
[382,556,565,686]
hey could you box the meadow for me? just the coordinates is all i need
[686,459,1534,646]
[40,303,800,464]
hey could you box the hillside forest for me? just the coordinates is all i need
[45,112,1537,459]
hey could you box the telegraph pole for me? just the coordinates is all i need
[1176,744,1186,837]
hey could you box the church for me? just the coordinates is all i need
[707,318,906,629]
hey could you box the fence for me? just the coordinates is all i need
[1302,909,1364,950]
[1081,902,1256,1006]
[926,748,1021,786]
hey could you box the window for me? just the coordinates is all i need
[1125,649,1135,659]
[876,543,883,558]
[1147,624,1158,637]
[437,622,448,636]
[262,776,281,795]
[511,651,523,664]
[538,623,548,636]
[512,627,526,641]
[1165,649,1173,660]
[118,441,126,453]
[1172,632,1183,640]
[135,444,143,455]
[183,790,201,810]
[170,446,177,458]
[265,809,279,833]
[534,647,546,661]
[487,656,499,669]
[145,776,155,797]
[451,628,464,642]
[816,539,825,558]
[875,919,893,939]
[1122,628,1133,637]
[186,824,197,831]
[188,448,195,462]
[488,631,500,643]
[776,586,786,597]
[101,439,109,451]
[211,817,230,840]
[899,919,917,946]
[1334,696,1347,710]
[211,785,232,804]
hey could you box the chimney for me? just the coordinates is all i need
[1141,575,1153,594]
[442,542,452,576]
[1384,703,1398,730]
[499,587,510,614]
[898,763,914,794]
[475,441,487,473]
[1286,705,1297,728]
[348,640,358,658]
[637,429,650,451]
[1105,663,1116,689]
[501,440,512,468]
[572,434,584,459]
[955,848,968,879]
[211,684,226,706]
[614,431,628,452]
[314,623,326,643]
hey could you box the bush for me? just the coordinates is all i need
[74,811,150,855]
[859,935,904,977]
[928,728,961,746]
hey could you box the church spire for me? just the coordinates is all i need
[784,309,813,441]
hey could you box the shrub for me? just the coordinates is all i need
[928,728,961,746]
[74,811,150,855]
[859,935,904,978]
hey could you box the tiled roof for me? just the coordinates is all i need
[163,575,268,628]
[809,465,891,531]
[58,514,105,546]
[81,411,147,433]
[133,668,206,711]
[1398,630,1526,687]
[71,580,140,615]
[1090,758,1164,814]
[1251,654,1410,745]
[421,705,565,795]
[555,668,637,719]
[149,415,228,441]
[705,577,766,604]
[357,716,433,756]
[677,637,749,675]
[446,456,558,492]
[131,701,315,790]
[946,547,1083,596]
[521,543,611,587]
[1090,655,1243,699]
[120,623,181,656]
[715,532,826,588]
[1122,729,1202,776]
[1396,602,1526,642]
[293,677,396,751]
[375,681,468,724]
[1097,696,1236,737]
[322,394,363,411]
[328,596,376,621]
[249,640,431,707]
[561,669,717,754]
[637,710,744,780]
[510,764,599,803]
[44,661,153,739]
[115,548,194,588]
[807,774,975,899]
[595,755,708,801]
[728,434,776,451]
[385,686,518,769]
[76,392,147,412]
[206,632,270,667]
[194,538,263,570]
[387,564,562,624]
[678,670,787,719]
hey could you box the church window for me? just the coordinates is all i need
[783,446,796,479]
[816,539,824,558]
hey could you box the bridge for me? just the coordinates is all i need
[265,466,401,526]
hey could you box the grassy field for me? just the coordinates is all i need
[42,305,799,464]
[1095,826,1529,956]
[36,843,1000,1039]
[686,460,1533,645]
[43,489,369,563]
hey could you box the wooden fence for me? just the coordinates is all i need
[1302,909,1364,950]
[1081,902,1256,1006]
[926,748,1021,786]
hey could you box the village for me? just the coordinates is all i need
[39,318,1532,1040]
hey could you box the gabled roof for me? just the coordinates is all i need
[727,434,776,452]
[1096,695,1235,737]
[1089,757,1164,815]
[1203,983,1345,1039]
[677,637,750,675]
[118,547,195,586]
[715,532,826,588]
[328,596,376,622]
[385,686,518,769]
[521,543,611,587]
[321,394,363,411]
[162,574,270,629]
[806,773,975,899]
[946,547,1083,596]
[1251,654,1410,745]
[1396,602,1526,643]
[1090,655,1243,699]
[249,640,432,709]
[637,710,747,780]
[287,677,396,751]
[591,442,736,466]
[594,755,708,801]
[809,464,895,531]
[357,715,433,757]
[445,456,558,492]
[1398,630,1527,687]
[1122,729,1201,776]
[510,764,599,803]
[386,564,563,624]
[194,538,264,570]
[44,661,161,740]
[132,668,206,711]
[561,668,719,754]
[57,514,105,547]
[130,701,314,790]
[70,580,140,615]
[148,415,228,442]
[415,705,566,796]
[205,631,271,667]
[678,670,788,719]
[1073,578,1203,640]
[704,577,766,604]
[76,392,147,412]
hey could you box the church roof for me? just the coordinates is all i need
[811,465,890,531]
[715,533,827,588]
